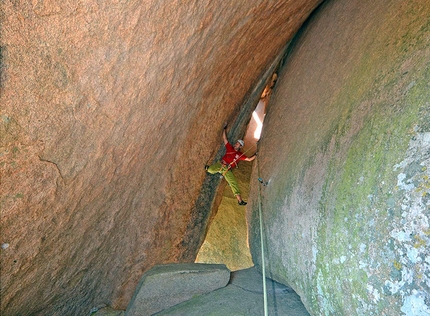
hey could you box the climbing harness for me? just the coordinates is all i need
[221,145,256,177]
[256,155,268,316]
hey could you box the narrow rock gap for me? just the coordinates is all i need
[195,73,277,271]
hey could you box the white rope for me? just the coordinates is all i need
[256,157,268,316]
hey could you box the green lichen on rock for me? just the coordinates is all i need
[313,86,428,314]
[250,0,430,315]
[313,44,430,316]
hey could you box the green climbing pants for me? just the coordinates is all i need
[207,161,241,196]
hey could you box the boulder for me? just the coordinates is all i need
[125,263,230,316]
[155,266,310,315]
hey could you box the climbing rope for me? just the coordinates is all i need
[221,145,256,177]
[256,155,268,316]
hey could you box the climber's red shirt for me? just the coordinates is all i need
[221,143,247,169]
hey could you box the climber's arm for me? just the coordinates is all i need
[222,125,228,145]
[244,154,256,162]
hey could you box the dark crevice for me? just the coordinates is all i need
[38,156,64,179]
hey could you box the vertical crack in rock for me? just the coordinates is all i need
[191,45,289,263]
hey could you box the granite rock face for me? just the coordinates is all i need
[248,0,430,315]
[1,0,321,315]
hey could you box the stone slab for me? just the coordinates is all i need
[125,263,230,316]
[230,266,294,294]
[154,267,310,316]
[93,306,125,316]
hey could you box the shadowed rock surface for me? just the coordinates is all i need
[94,307,124,316]
[95,266,309,316]
[154,267,310,316]
[125,263,230,316]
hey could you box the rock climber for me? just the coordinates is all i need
[205,124,256,205]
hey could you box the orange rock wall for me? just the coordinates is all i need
[1,1,320,314]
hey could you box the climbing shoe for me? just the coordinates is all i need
[238,200,247,206]
[205,165,209,171]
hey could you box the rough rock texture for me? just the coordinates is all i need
[248,0,430,315]
[93,306,124,316]
[155,266,310,315]
[94,266,310,315]
[1,1,321,315]
[125,263,230,316]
